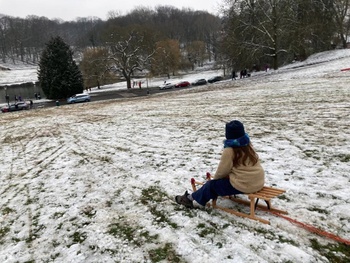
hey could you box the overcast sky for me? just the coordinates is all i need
[0,0,222,21]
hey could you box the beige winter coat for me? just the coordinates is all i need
[213,147,265,193]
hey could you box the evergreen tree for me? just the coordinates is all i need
[38,36,84,99]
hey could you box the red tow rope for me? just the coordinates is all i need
[271,211,350,246]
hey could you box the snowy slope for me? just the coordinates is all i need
[0,49,349,262]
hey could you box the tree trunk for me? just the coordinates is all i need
[126,77,132,89]
[273,54,278,70]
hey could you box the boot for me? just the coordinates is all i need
[175,191,193,208]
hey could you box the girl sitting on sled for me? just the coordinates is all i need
[175,120,265,208]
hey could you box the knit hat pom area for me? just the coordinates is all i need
[225,120,245,139]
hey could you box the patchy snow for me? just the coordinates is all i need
[0,49,350,262]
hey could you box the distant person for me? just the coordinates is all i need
[240,69,247,79]
[18,95,22,101]
[231,70,236,80]
[139,81,142,89]
[37,93,41,100]
[34,93,38,100]
[265,64,269,72]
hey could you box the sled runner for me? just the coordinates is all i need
[191,173,288,224]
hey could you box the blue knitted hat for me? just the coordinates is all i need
[225,120,245,139]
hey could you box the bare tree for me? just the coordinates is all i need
[186,40,207,69]
[0,3,344,73]
[333,0,350,48]
[222,0,338,70]
[222,0,295,70]
[105,28,155,89]
[80,47,116,89]
[151,39,181,78]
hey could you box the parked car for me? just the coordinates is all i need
[1,101,29,113]
[207,76,223,83]
[175,81,191,88]
[159,82,175,90]
[67,94,91,104]
[192,79,207,86]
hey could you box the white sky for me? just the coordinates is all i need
[0,0,222,21]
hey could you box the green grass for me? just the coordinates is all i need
[148,243,184,263]
[196,222,217,237]
[70,231,87,244]
[303,149,320,160]
[0,227,10,241]
[2,207,15,215]
[310,239,350,263]
[140,185,178,228]
[307,207,329,215]
[108,220,158,247]
[254,226,298,246]
[335,154,350,162]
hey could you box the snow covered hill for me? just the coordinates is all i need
[0,49,349,262]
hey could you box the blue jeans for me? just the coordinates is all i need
[192,178,243,206]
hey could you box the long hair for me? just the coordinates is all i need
[232,143,259,168]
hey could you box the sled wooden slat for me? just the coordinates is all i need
[191,177,288,224]
[248,186,286,199]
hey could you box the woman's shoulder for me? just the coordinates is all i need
[222,147,234,156]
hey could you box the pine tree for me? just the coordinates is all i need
[38,36,84,99]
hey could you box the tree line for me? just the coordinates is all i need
[220,0,350,71]
[2,2,350,94]
[0,6,221,66]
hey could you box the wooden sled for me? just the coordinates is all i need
[191,173,288,224]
